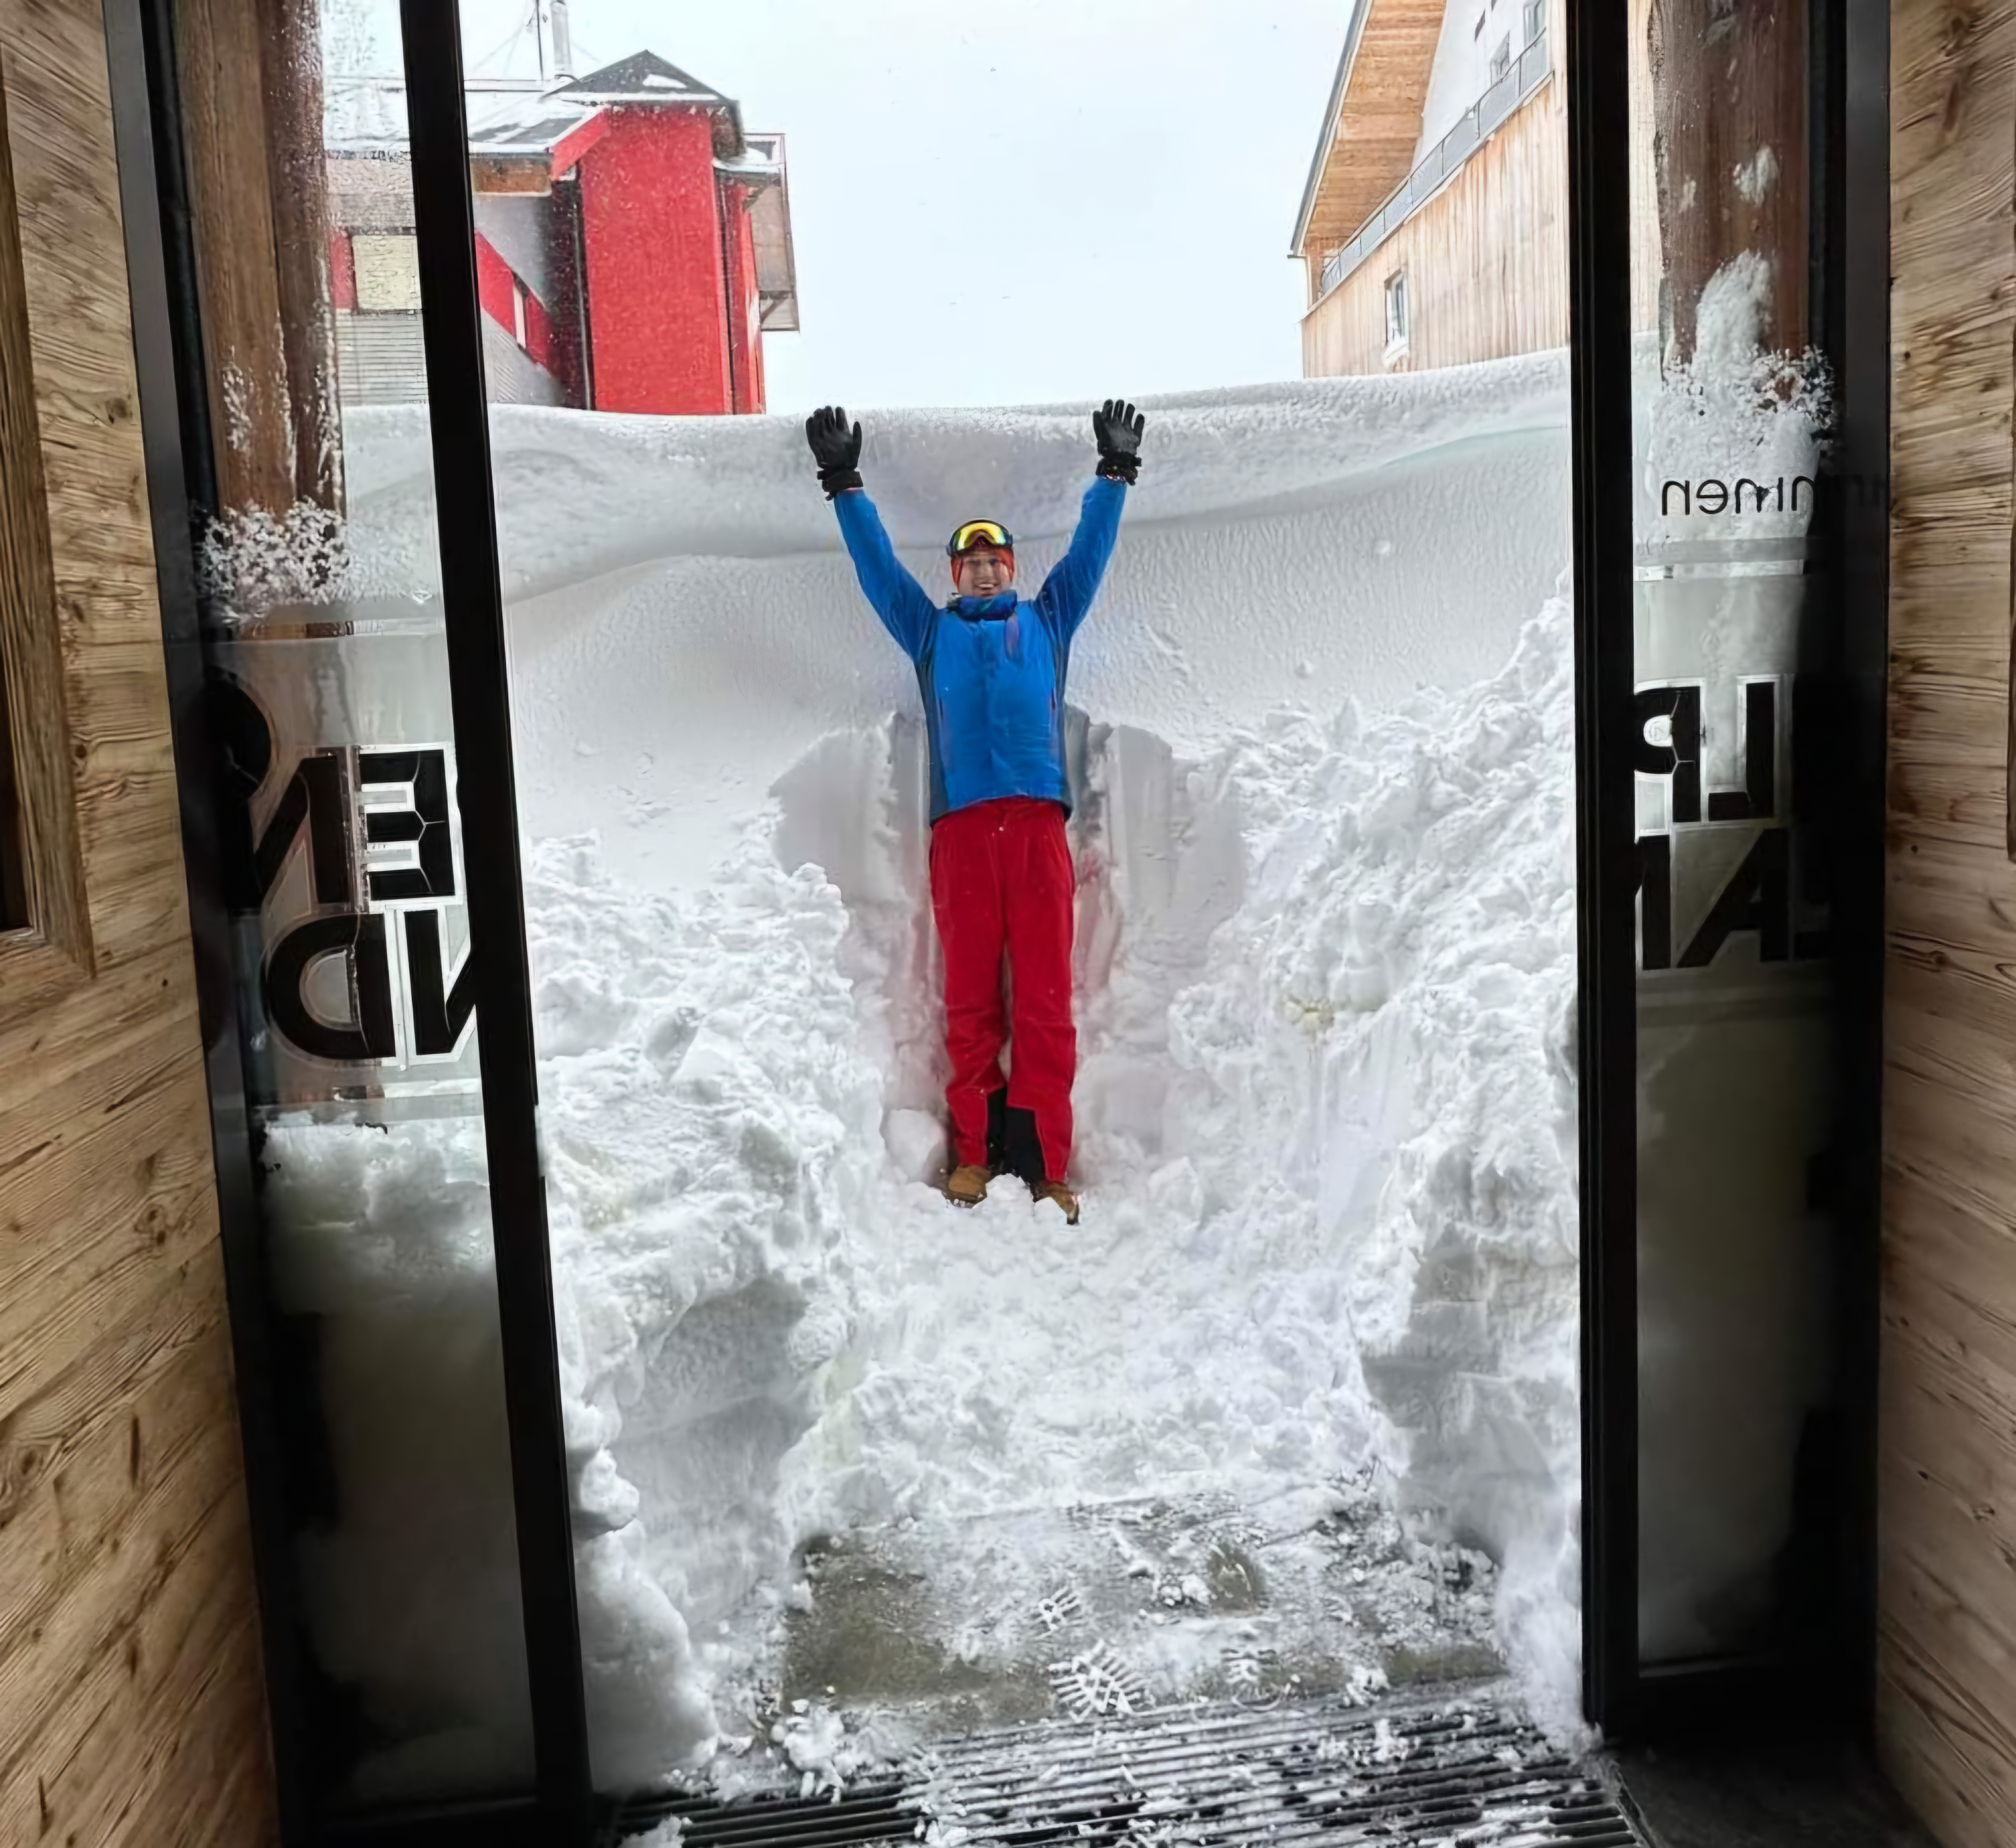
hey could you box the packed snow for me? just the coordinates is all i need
[238,363,1606,1799]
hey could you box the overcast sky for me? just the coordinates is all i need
[336,0,1353,410]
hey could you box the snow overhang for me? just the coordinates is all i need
[458,96,614,192]
[1290,0,1444,259]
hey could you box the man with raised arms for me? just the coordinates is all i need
[805,399,1146,1224]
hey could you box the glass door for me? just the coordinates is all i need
[109,0,592,1835]
[1574,0,1886,1732]
[103,0,1892,1831]
[441,0,1584,1813]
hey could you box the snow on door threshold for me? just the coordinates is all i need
[700,1481,1507,1768]
[609,1688,1645,1846]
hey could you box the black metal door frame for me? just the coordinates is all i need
[100,0,1895,1826]
[1566,0,1889,1744]
[102,0,596,1838]
[1563,0,1639,1741]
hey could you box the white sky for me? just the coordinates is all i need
[339,0,1353,411]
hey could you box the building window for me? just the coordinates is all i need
[352,233,422,313]
[1522,0,1543,41]
[1384,271,1409,353]
[1490,33,1513,82]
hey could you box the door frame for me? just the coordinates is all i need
[1563,0,1640,1738]
[103,0,595,1838]
[99,0,1896,1830]
[1566,0,1890,1742]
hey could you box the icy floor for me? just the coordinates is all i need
[702,1477,1502,1797]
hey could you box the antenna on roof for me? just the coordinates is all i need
[543,0,574,82]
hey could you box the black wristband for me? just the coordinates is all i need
[818,466,864,498]
[1096,454,1139,484]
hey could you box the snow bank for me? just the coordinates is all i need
[340,365,1569,888]
[245,363,1586,1794]
[1162,599,1582,1734]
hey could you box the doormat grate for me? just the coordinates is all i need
[607,1691,1647,1847]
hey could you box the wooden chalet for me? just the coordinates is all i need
[1291,0,1658,374]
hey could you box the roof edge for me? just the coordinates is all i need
[1289,0,1375,258]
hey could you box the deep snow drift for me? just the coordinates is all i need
[289,364,1573,888]
[237,364,1588,1797]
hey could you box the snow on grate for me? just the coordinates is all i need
[611,1692,1646,1848]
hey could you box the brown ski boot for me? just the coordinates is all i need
[943,1164,992,1208]
[1031,1179,1079,1224]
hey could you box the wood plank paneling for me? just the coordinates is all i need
[1303,72,1571,375]
[0,0,277,1838]
[1296,0,1446,262]
[1650,0,1810,361]
[1881,1,2016,1843]
[1301,0,1659,376]
[173,0,341,516]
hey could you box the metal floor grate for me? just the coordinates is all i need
[608,1691,1647,1847]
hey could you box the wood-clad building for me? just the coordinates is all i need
[0,0,277,1839]
[1292,0,1658,374]
[1878,2,2016,1841]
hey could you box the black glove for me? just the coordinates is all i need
[806,405,863,497]
[1093,398,1145,484]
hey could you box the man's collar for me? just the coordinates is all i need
[949,590,1020,618]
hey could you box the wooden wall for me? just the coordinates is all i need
[174,0,341,516]
[0,0,277,1838]
[1878,3,2016,1845]
[1302,74,1571,375]
[1295,0,1447,268]
[1301,0,1659,376]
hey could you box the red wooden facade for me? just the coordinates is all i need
[323,51,797,415]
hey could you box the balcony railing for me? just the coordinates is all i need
[1317,24,1551,301]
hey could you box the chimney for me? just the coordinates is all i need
[548,0,573,80]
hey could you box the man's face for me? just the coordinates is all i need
[953,544,1014,598]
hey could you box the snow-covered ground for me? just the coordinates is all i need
[241,363,1589,1800]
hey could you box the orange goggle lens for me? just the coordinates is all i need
[947,520,1015,557]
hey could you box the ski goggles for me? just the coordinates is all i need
[947,519,1015,557]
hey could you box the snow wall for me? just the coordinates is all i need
[250,359,1589,1798]
[334,363,1575,888]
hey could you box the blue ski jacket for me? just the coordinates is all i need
[833,476,1128,822]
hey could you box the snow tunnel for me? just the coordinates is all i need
[120,0,1889,1838]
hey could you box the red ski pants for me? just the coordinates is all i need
[929,797,1076,1182]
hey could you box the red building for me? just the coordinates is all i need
[325,51,797,414]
